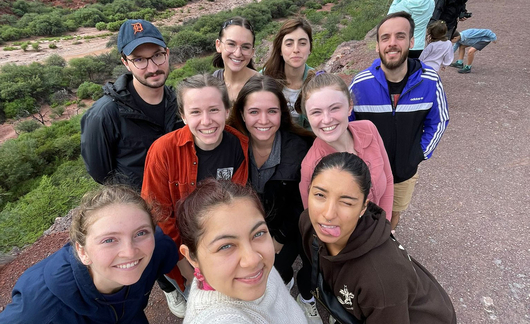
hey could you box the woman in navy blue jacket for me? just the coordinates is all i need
[0,185,178,324]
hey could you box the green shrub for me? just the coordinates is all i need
[77,81,104,100]
[51,105,66,118]
[305,0,322,9]
[167,55,215,87]
[95,21,107,31]
[107,20,126,32]
[20,42,29,51]
[4,97,37,118]
[3,46,18,51]
[48,42,58,49]
[0,158,99,252]
[14,120,42,134]
[1,26,24,41]
[31,42,40,51]
[306,9,325,24]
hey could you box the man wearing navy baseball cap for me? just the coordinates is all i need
[80,19,186,316]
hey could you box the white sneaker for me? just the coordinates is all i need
[296,294,323,324]
[286,277,295,291]
[163,289,186,318]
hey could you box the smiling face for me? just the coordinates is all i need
[281,27,311,70]
[188,197,275,301]
[308,168,368,256]
[242,91,281,145]
[75,203,155,294]
[305,86,352,148]
[122,43,170,89]
[376,17,414,71]
[181,86,229,151]
[216,25,255,73]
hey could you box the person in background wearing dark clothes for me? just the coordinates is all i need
[430,0,469,38]
[81,19,183,191]
[299,152,457,324]
[227,75,321,323]
[0,185,178,324]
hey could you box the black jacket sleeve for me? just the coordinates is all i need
[80,97,118,184]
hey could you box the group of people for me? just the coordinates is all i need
[388,0,496,74]
[1,10,461,324]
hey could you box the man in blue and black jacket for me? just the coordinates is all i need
[349,11,449,230]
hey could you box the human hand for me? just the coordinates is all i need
[273,238,284,254]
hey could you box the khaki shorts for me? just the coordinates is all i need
[393,172,419,212]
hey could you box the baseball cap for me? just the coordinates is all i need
[117,19,167,56]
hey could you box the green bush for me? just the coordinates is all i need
[305,9,325,24]
[77,81,104,100]
[28,12,67,36]
[20,42,29,51]
[73,6,106,27]
[51,105,66,118]
[45,54,66,68]
[14,120,42,134]
[3,46,18,51]
[107,20,126,32]
[48,42,58,49]
[0,158,99,252]
[4,97,37,118]
[95,21,107,31]
[305,0,322,9]
[167,55,215,86]
[1,26,24,41]
[31,42,40,51]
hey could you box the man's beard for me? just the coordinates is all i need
[135,70,168,89]
[379,46,408,70]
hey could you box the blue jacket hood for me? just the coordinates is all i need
[0,227,178,324]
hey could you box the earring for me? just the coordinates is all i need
[194,268,215,291]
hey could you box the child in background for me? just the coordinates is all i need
[420,20,454,72]
[450,28,497,73]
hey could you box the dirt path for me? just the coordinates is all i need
[1,0,529,323]
[0,0,257,67]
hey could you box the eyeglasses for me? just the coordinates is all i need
[126,51,167,69]
[219,40,254,56]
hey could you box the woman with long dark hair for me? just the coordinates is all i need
[300,152,457,323]
[263,18,314,127]
[227,75,322,323]
[212,16,259,103]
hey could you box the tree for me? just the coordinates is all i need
[14,120,42,134]
[4,98,37,118]
[66,57,107,88]
[45,54,67,68]
[28,13,66,36]
[77,81,104,100]
[73,6,106,27]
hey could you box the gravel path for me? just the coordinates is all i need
[1,0,528,323]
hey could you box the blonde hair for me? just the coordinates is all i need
[300,72,353,115]
[176,73,230,118]
[70,185,155,248]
